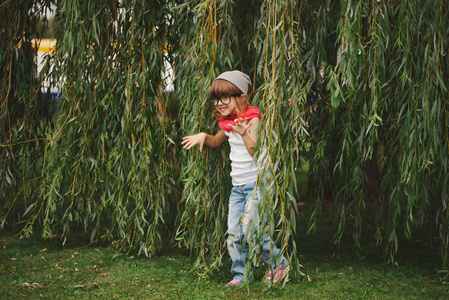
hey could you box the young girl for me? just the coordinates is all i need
[182,70,289,286]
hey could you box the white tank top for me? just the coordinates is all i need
[224,130,258,186]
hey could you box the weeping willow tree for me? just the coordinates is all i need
[1,0,449,274]
[2,0,182,255]
[301,1,449,265]
[39,0,185,254]
[1,0,57,231]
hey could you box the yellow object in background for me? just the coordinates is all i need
[32,39,56,53]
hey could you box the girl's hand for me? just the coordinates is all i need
[229,118,250,136]
[182,132,207,152]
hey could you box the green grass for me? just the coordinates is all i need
[1,225,448,300]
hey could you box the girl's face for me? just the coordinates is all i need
[215,95,238,117]
[210,80,249,119]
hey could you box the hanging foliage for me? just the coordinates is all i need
[1,0,449,273]
[0,0,56,230]
[2,0,182,256]
[302,0,449,265]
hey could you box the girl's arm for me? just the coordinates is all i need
[182,130,227,152]
[230,117,259,157]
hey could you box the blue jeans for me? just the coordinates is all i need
[227,181,287,282]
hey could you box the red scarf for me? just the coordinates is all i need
[219,106,262,132]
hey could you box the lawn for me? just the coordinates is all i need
[1,222,448,299]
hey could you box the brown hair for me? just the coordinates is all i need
[209,79,250,120]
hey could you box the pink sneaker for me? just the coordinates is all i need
[225,279,243,287]
[266,264,290,284]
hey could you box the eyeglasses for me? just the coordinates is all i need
[210,93,242,106]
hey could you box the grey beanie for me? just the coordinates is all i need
[214,70,252,95]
